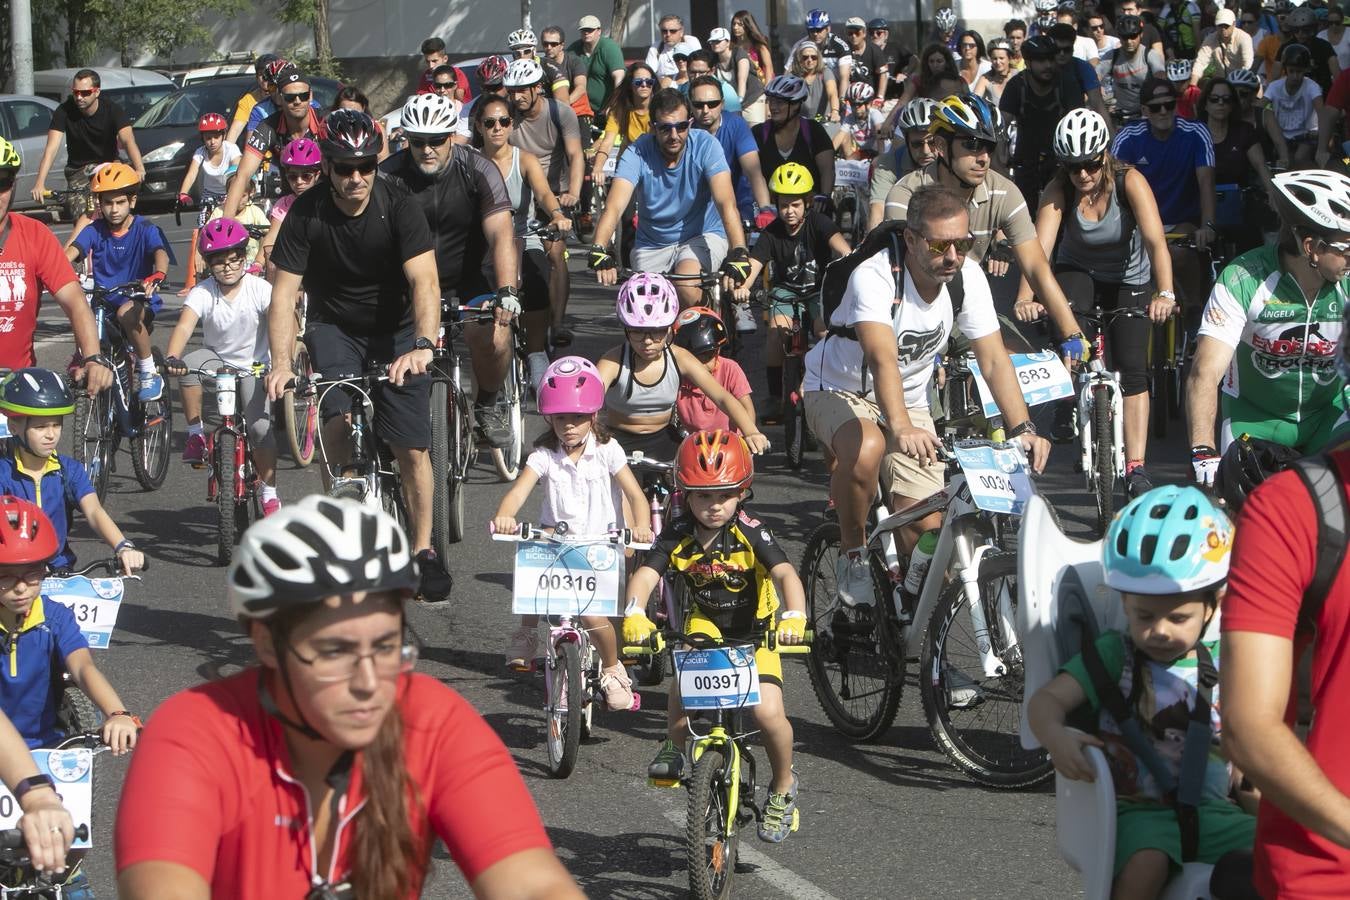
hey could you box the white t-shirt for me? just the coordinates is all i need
[1074,34,1101,62]
[1265,76,1322,138]
[183,273,272,368]
[803,253,1000,407]
[525,434,628,536]
[193,142,242,199]
[1320,27,1350,70]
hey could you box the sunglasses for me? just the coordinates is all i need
[958,137,996,154]
[514,48,535,56]
[632,77,656,87]
[409,134,452,148]
[1145,99,1177,112]
[848,27,865,33]
[0,173,15,192]
[1321,238,1350,253]
[73,88,97,98]
[692,98,723,109]
[921,235,975,256]
[282,90,311,103]
[656,119,693,133]
[662,27,681,34]
[1055,44,1074,54]
[543,40,562,47]
[481,115,513,129]
[332,159,378,176]
[959,41,978,48]
[433,81,456,91]
[1066,157,1105,174]
[808,25,828,31]
[580,26,599,33]
[870,28,887,34]
[1208,93,1234,104]
[801,54,821,61]
[286,168,320,179]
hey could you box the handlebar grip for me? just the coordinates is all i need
[0,830,22,851]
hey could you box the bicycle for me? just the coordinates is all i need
[623,628,809,900]
[279,327,318,469]
[832,158,872,246]
[167,359,269,564]
[623,453,687,686]
[492,522,646,778]
[763,285,815,469]
[801,434,1053,788]
[69,281,172,502]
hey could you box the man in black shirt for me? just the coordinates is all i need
[265,109,452,601]
[999,35,1088,209]
[225,67,322,218]
[845,17,889,100]
[868,18,911,101]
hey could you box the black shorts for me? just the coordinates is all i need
[521,247,551,313]
[612,425,681,462]
[304,321,431,449]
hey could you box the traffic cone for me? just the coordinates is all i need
[178,227,199,296]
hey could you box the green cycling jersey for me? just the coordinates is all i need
[1198,245,1349,453]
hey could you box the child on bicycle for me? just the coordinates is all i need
[673,307,754,434]
[492,356,654,709]
[734,163,849,424]
[623,429,807,844]
[1027,485,1256,898]
[0,369,146,577]
[162,219,280,516]
[257,138,322,271]
[65,163,171,403]
[175,112,241,216]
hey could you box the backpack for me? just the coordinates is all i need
[1289,453,1349,635]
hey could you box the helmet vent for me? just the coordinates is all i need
[1169,535,1190,562]
[1138,534,1157,565]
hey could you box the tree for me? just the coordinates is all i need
[85,0,247,65]
[276,0,340,78]
[609,0,631,44]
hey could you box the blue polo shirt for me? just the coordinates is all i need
[614,128,730,248]
[0,452,95,570]
[0,596,88,747]
[71,216,172,290]
[1110,117,1216,226]
[705,114,758,219]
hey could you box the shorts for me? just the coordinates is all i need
[741,97,767,126]
[631,233,730,276]
[684,607,782,687]
[611,425,681,462]
[1113,800,1256,877]
[303,321,431,449]
[96,285,162,320]
[62,164,97,216]
[803,390,944,501]
[178,348,275,449]
[520,247,551,313]
[1220,389,1350,455]
[767,286,821,324]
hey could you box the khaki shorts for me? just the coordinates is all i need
[803,390,945,501]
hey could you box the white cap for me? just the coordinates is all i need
[673,40,698,58]
[578,14,602,30]
[709,27,731,43]
[844,16,866,28]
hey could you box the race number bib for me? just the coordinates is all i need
[511,540,622,617]
[602,154,618,175]
[834,159,870,188]
[967,352,1073,418]
[40,576,125,649]
[674,645,761,709]
[0,413,9,440]
[0,750,94,849]
[953,441,1034,515]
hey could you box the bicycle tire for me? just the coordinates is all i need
[56,682,101,735]
[784,356,805,470]
[131,352,173,491]
[72,389,113,502]
[449,388,472,540]
[215,431,238,566]
[1092,384,1115,535]
[429,374,456,561]
[546,641,583,779]
[802,521,904,741]
[491,353,526,481]
[918,550,1053,789]
[282,341,318,467]
[686,744,738,900]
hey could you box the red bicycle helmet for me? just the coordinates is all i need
[198,113,228,134]
[676,430,754,491]
[0,497,59,566]
[477,55,510,87]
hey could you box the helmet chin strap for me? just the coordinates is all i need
[259,639,327,742]
[938,139,980,191]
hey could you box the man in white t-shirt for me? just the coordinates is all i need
[801,185,1050,607]
[646,15,702,81]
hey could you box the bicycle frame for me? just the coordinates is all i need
[312,374,395,507]
[1077,359,1126,485]
[90,299,149,441]
[197,365,264,503]
[688,716,751,837]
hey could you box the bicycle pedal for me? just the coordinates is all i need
[629,692,642,711]
[507,660,536,673]
[647,776,682,789]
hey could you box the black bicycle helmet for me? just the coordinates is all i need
[0,368,75,417]
[1215,435,1302,512]
[674,306,728,355]
[320,109,382,162]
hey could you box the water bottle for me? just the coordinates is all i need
[215,371,237,417]
[901,529,939,600]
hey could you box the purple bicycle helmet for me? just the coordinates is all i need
[537,356,604,415]
[281,137,322,169]
[199,217,250,256]
[617,273,678,329]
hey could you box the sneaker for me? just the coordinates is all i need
[599,663,635,711]
[647,739,685,787]
[1050,400,1078,444]
[182,432,207,465]
[262,496,281,517]
[732,302,757,334]
[504,625,538,670]
[415,549,453,603]
[1126,465,1153,499]
[137,371,164,402]
[474,401,514,449]
[944,664,984,709]
[760,397,785,427]
[527,352,550,402]
[758,773,800,843]
[60,862,94,900]
[835,550,873,608]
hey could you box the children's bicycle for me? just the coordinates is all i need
[625,453,687,685]
[492,522,646,778]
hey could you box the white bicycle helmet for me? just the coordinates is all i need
[897,97,940,133]
[847,81,875,104]
[765,74,809,102]
[508,28,537,49]
[1166,58,1193,81]
[227,495,419,619]
[1226,68,1260,91]
[1034,0,1058,12]
[1053,108,1110,162]
[1272,169,1350,234]
[399,93,458,137]
[503,57,545,88]
[934,7,957,30]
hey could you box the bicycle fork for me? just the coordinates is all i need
[1077,369,1125,486]
[690,728,750,832]
[949,523,1018,679]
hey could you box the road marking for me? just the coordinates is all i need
[659,807,841,900]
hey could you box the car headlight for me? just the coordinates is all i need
[142,142,185,164]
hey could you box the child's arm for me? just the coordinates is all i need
[76,493,145,575]
[1027,672,1103,782]
[769,560,807,645]
[176,156,202,201]
[613,464,653,543]
[62,648,137,755]
[163,306,201,365]
[671,345,768,452]
[491,467,541,536]
[621,565,663,645]
[737,391,756,426]
[733,257,765,302]
[146,248,170,289]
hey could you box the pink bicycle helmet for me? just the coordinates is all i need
[282,137,322,169]
[616,272,678,329]
[199,217,250,256]
[538,356,604,415]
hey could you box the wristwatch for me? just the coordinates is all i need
[412,336,436,352]
[1007,420,1038,439]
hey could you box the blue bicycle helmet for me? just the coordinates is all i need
[1103,485,1233,595]
[929,94,1001,144]
[806,8,830,29]
[0,368,75,417]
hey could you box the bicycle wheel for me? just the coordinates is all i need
[546,641,583,779]
[282,340,318,467]
[918,550,1052,789]
[56,682,101,735]
[783,356,805,470]
[802,521,904,741]
[491,352,526,481]
[131,352,173,491]
[686,745,738,900]
[72,389,113,501]
[215,431,238,566]
[429,371,459,561]
[1092,384,1116,535]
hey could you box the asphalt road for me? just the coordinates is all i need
[36,208,1196,898]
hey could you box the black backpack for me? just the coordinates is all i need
[1289,453,1349,634]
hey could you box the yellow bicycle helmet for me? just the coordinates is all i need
[769,162,815,196]
[89,162,141,194]
[0,137,19,171]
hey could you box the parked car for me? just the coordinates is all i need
[33,67,176,122]
[0,94,66,211]
[133,74,340,205]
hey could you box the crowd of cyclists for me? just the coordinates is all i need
[0,0,1348,894]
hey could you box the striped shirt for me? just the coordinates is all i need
[1110,117,1215,226]
[881,164,1035,264]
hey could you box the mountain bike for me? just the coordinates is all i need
[279,292,318,468]
[832,158,872,246]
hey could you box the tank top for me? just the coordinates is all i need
[1056,175,1151,286]
[501,147,543,254]
[605,345,681,418]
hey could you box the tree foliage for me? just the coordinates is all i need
[87,0,249,66]
[274,0,340,78]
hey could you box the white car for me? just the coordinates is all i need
[0,94,66,211]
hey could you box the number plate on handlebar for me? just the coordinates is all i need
[0,750,94,849]
[953,442,1033,515]
[674,646,761,709]
[0,413,9,440]
[40,576,125,649]
[511,540,622,617]
[967,351,1073,418]
[834,159,870,188]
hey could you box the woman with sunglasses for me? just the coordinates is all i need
[885,42,964,128]
[115,496,584,900]
[1029,109,1175,497]
[955,30,990,87]
[1199,75,1280,253]
[973,37,1014,104]
[1226,67,1292,168]
[789,40,840,124]
[1321,5,1350,70]
[593,63,656,190]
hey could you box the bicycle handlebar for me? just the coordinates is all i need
[0,825,90,853]
[50,557,148,577]
[623,628,813,658]
[490,521,651,549]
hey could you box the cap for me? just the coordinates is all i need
[1215,8,1236,24]
[1049,22,1078,41]
[578,14,602,30]
[845,16,866,28]
[673,40,698,58]
[709,26,731,42]
[868,17,890,29]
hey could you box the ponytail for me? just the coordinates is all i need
[351,698,430,897]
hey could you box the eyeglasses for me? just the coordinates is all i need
[959,41,978,48]
[408,134,451,148]
[207,253,247,270]
[1208,93,1234,104]
[656,119,693,133]
[481,115,513,129]
[1145,99,1177,112]
[73,89,97,98]
[1066,157,1105,174]
[543,40,562,47]
[432,81,456,91]
[920,235,975,256]
[662,27,682,34]
[288,640,419,683]
[286,168,320,181]
[282,90,311,103]
[0,173,15,193]
[692,98,723,109]
[0,566,47,592]
[580,26,599,33]
[332,159,378,176]
[958,137,996,154]
[632,77,656,87]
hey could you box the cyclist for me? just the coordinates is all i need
[162,219,280,513]
[508,29,569,105]
[224,67,324,219]
[870,97,940,225]
[114,496,583,899]
[623,430,807,843]
[1188,169,1350,485]
[265,109,453,603]
[0,138,112,395]
[1281,5,1340,92]
[689,75,772,226]
[1189,8,1255,85]
[453,56,510,144]
[934,6,961,53]
[1106,14,1166,121]
[1265,43,1325,165]
[801,184,1050,607]
[674,307,755,432]
[999,35,1091,211]
[65,163,170,403]
[175,113,239,216]
[225,54,282,145]
[806,8,853,97]
[257,138,323,267]
[0,368,146,576]
[417,37,468,100]
[243,61,324,139]
[754,76,836,215]
[588,89,753,309]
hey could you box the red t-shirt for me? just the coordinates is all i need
[114,669,551,898]
[0,213,79,369]
[1222,448,1350,899]
[417,65,471,99]
[1327,68,1350,116]
[676,356,752,433]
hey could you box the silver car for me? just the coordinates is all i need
[0,94,67,211]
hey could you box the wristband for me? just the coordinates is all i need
[624,601,643,617]
[108,710,143,727]
[779,611,806,620]
[115,539,136,553]
[12,774,55,803]
[1155,289,1176,301]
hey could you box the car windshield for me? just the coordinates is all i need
[135,79,340,128]
[104,85,175,122]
